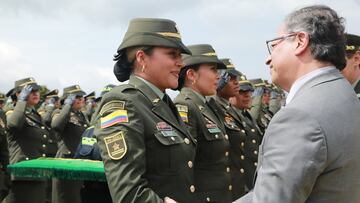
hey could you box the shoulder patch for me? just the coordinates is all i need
[100,110,128,128]
[100,101,125,116]
[104,131,127,160]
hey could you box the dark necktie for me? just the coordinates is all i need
[162,94,181,123]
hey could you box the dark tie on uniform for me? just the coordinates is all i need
[162,94,181,123]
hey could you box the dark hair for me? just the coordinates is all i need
[176,64,201,90]
[113,46,154,82]
[284,5,346,70]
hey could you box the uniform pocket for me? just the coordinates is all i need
[154,131,184,145]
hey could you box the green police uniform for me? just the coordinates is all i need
[174,44,232,203]
[249,79,273,133]
[51,85,88,203]
[235,78,264,190]
[38,89,60,157]
[5,78,49,203]
[0,109,10,201]
[213,96,247,199]
[93,18,197,203]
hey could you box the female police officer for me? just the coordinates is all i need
[5,77,50,203]
[174,44,232,203]
[51,85,88,203]
[93,18,197,203]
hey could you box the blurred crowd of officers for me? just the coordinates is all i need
[0,9,359,203]
[0,70,284,203]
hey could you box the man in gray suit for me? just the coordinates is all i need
[236,5,360,203]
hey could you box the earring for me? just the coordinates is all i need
[141,65,145,72]
[191,80,196,85]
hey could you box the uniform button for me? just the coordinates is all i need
[226,167,230,172]
[224,134,229,140]
[228,185,233,191]
[170,137,175,141]
[206,197,211,202]
[188,161,193,168]
[254,150,258,155]
[241,129,245,133]
[240,168,244,173]
[25,157,29,160]
[254,162,258,166]
[42,154,46,157]
[42,144,46,148]
[184,138,190,144]
[41,126,45,129]
[214,134,219,139]
[43,134,47,138]
[190,185,195,193]
[241,142,245,147]
[240,155,245,160]
[252,139,256,144]
[251,128,255,132]
[225,151,229,157]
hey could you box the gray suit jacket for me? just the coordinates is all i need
[236,68,360,203]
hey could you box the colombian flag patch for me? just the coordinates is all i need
[101,110,129,128]
[179,111,188,123]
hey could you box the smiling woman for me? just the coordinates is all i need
[92,18,197,203]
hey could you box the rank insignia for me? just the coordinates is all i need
[104,131,127,160]
[101,110,129,128]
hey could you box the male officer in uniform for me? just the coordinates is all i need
[237,5,360,202]
[341,33,360,97]
[5,77,51,203]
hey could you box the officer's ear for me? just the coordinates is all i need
[186,68,198,84]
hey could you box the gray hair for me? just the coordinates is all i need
[284,5,346,70]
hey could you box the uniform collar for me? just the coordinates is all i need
[135,75,164,99]
[181,87,206,104]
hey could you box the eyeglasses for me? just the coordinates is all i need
[266,33,298,54]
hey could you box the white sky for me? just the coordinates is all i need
[1,0,359,97]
